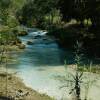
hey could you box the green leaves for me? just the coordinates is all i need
[0,0,11,9]
[17,0,59,26]
[7,15,19,28]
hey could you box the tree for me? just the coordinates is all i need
[58,0,75,21]
[0,0,11,25]
[17,0,59,26]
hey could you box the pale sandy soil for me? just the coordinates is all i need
[0,72,54,100]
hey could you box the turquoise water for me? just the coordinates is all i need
[7,29,74,100]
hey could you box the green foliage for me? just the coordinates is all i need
[17,0,59,27]
[0,31,17,45]
[0,0,11,9]
[7,15,19,28]
[58,0,100,28]
[0,0,11,25]
[55,41,100,100]
[10,0,27,11]
[0,0,26,46]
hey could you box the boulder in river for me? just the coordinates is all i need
[18,44,25,49]
[18,31,28,36]
[27,40,34,45]
[34,35,42,39]
[42,37,48,41]
[9,39,22,46]
[16,38,22,44]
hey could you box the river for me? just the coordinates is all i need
[6,28,74,100]
[4,28,100,100]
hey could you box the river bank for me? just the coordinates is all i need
[0,27,100,100]
[0,72,54,100]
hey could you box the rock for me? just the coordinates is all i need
[18,44,25,49]
[17,38,22,44]
[34,35,41,39]
[25,92,29,96]
[0,73,7,77]
[16,90,22,97]
[9,41,16,45]
[18,89,23,93]
[10,39,22,46]
[8,76,12,80]
[27,40,33,45]
[18,31,28,36]
[43,38,48,41]
[16,39,22,46]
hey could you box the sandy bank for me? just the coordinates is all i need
[0,72,54,100]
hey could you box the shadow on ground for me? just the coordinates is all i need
[0,96,14,100]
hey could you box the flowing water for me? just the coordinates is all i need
[6,28,75,100]
[2,28,100,100]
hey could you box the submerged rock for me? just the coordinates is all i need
[42,37,48,40]
[27,40,34,45]
[34,35,42,39]
[18,44,25,49]
[16,38,22,44]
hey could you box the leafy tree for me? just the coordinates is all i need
[17,0,59,26]
[0,0,11,25]
[58,0,88,23]
[0,0,11,9]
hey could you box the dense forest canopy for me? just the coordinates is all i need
[0,0,100,28]
[58,0,100,26]
[0,0,100,57]
[16,0,59,26]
